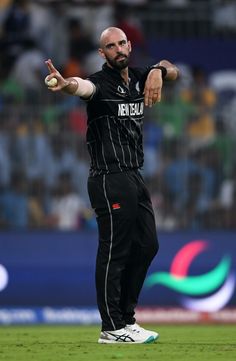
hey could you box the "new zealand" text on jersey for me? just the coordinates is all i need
[118,102,144,117]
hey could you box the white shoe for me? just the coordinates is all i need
[98,327,155,344]
[125,323,159,341]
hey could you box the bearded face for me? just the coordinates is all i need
[99,28,132,70]
[105,52,130,70]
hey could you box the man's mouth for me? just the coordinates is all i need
[116,55,126,61]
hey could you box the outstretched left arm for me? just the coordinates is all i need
[144,59,179,107]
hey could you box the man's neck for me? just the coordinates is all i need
[105,62,129,85]
[120,68,129,85]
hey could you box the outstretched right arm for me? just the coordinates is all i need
[45,59,95,99]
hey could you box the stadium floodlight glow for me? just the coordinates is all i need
[0,264,8,292]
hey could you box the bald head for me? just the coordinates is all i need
[100,27,127,48]
[98,27,131,71]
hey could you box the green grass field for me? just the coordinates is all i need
[0,324,236,361]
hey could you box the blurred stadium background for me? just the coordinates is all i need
[0,0,236,325]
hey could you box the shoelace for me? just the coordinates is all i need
[126,324,145,334]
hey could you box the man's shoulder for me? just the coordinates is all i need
[88,70,104,82]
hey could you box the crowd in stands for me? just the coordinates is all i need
[0,0,236,231]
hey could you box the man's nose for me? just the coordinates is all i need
[116,45,123,52]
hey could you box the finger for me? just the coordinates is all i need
[145,93,155,107]
[155,87,161,102]
[48,85,61,92]
[45,74,53,82]
[45,73,57,81]
[148,94,153,107]
[153,86,162,102]
[148,89,156,107]
[144,85,154,105]
[152,91,161,104]
[45,59,57,74]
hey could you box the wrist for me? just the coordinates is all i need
[62,78,78,94]
[149,66,167,79]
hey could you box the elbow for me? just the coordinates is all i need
[158,60,180,81]
[172,66,180,80]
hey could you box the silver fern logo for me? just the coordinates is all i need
[135,82,140,93]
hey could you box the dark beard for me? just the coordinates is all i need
[107,54,130,70]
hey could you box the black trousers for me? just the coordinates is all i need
[87,170,159,331]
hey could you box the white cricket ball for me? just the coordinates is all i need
[45,76,58,87]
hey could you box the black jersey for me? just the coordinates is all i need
[85,63,150,177]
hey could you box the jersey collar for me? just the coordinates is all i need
[102,63,127,82]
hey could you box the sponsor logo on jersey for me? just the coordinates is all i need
[112,203,121,210]
[117,85,126,94]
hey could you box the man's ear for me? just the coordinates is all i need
[98,48,106,59]
[128,40,132,53]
